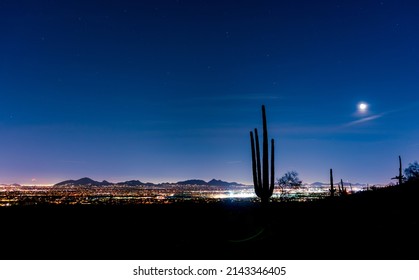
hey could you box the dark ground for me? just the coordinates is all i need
[1,182,418,260]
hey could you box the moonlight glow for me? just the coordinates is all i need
[358,102,368,113]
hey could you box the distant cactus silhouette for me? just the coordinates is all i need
[391,155,405,185]
[250,105,275,204]
[338,178,342,193]
[339,179,347,195]
[329,169,336,197]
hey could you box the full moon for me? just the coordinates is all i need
[358,102,368,112]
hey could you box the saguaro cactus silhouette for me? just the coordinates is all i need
[391,156,404,185]
[329,169,335,197]
[250,105,275,204]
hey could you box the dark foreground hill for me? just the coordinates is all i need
[1,181,418,260]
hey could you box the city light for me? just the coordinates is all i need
[0,183,369,206]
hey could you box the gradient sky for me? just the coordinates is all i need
[1,0,419,185]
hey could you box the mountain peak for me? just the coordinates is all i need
[54,177,108,187]
[176,179,208,185]
[208,179,241,187]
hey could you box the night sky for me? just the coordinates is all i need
[1,0,419,185]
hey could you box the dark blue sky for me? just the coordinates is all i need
[1,0,419,185]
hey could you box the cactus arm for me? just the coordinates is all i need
[254,128,262,189]
[262,105,269,194]
[250,131,261,197]
[269,138,275,196]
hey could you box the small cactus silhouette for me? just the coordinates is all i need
[250,105,275,204]
[339,179,347,195]
[391,155,405,185]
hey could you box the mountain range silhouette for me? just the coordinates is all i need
[53,177,244,187]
